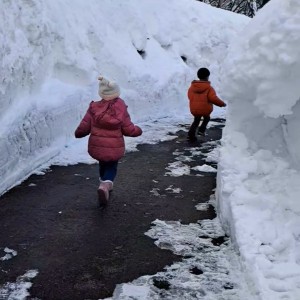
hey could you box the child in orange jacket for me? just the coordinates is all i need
[187,68,226,142]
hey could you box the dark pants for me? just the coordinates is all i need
[188,115,210,138]
[99,161,118,182]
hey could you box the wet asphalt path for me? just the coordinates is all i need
[0,119,225,300]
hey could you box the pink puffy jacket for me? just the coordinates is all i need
[75,98,142,161]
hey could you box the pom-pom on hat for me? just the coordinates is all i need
[98,76,120,100]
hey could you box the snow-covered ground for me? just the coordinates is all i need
[2,0,300,299]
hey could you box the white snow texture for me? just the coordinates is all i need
[0,0,246,195]
[2,0,300,299]
[217,0,300,299]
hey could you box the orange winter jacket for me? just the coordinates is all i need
[188,80,225,116]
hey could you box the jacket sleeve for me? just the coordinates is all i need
[187,85,193,102]
[121,107,142,137]
[207,87,226,107]
[74,108,92,138]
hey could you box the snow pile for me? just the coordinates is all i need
[104,217,254,300]
[0,247,17,261]
[0,0,248,196]
[192,164,217,173]
[218,0,300,299]
[0,270,38,300]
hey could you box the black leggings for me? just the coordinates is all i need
[188,115,210,138]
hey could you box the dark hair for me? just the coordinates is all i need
[197,68,210,80]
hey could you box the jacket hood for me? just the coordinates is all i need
[89,99,115,116]
[89,99,122,129]
[190,80,211,93]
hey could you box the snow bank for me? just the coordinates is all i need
[218,0,300,299]
[0,0,248,195]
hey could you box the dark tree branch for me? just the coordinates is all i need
[195,0,270,17]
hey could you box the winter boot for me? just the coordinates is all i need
[104,180,113,192]
[97,180,113,207]
[197,130,206,136]
[187,135,197,143]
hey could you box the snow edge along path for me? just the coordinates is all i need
[102,126,255,300]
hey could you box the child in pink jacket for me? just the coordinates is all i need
[75,76,142,207]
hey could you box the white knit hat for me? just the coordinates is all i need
[98,76,120,100]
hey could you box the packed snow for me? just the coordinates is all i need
[217,0,300,299]
[0,247,17,261]
[104,217,251,300]
[0,270,38,300]
[192,164,217,173]
[0,246,35,299]
[1,0,299,299]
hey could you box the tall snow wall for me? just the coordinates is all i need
[0,0,248,195]
[217,0,300,298]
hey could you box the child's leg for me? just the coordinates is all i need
[198,115,210,134]
[188,116,201,140]
[98,161,105,181]
[98,160,118,192]
[97,161,118,207]
[99,161,118,182]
